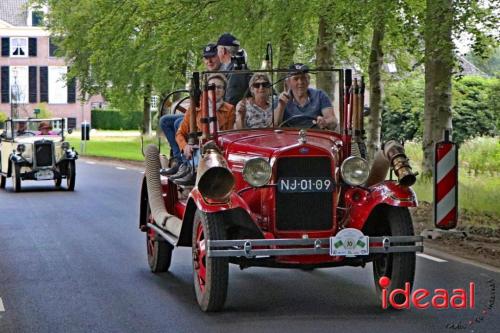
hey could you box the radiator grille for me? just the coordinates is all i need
[35,141,53,167]
[275,157,333,231]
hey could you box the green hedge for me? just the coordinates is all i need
[382,76,499,144]
[91,110,142,130]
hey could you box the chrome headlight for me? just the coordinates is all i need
[243,158,272,187]
[17,144,25,153]
[340,156,370,186]
[61,142,70,150]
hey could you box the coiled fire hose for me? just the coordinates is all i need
[144,144,181,236]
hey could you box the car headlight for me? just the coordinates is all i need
[340,156,370,186]
[243,158,272,187]
[61,142,70,150]
[17,144,25,153]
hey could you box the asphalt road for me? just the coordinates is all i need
[0,160,499,333]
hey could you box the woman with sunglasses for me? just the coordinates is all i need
[235,73,277,129]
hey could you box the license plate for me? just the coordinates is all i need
[330,228,369,257]
[36,170,54,180]
[277,177,334,193]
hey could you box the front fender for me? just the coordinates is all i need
[346,180,418,230]
[177,188,260,246]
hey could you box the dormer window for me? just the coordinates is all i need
[10,38,28,57]
[32,11,44,27]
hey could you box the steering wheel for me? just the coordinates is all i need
[18,131,36,137]
[172,95,190,114]
[278,115,319,129]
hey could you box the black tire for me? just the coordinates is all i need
[11,161,21,192]
[0,175,5,189]
[66,160,76,191]
[192,210,228,312]
[146,200,173,272]
[54,176,62,188]
[372,206,416,306]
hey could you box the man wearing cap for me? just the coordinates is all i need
[216,33,251,107]
[160,43,221,176]
[274,63,338,130]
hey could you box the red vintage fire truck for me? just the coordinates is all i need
[139,67,422,312]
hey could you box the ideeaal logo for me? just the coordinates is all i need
[379,276,475,309]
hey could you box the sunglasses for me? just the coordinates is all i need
[252,82,271,89]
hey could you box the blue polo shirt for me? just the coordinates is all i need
[283,88,332,127]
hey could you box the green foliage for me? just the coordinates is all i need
[382,75,424,142]
[35,103,53,119]
[0,112,7,122]
[383,76,498,144]
[452,76,499,143]
[91,110,143,130]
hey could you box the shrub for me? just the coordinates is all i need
[91,110,143,130]
[382,75,498,144]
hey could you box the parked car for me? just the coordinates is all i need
[0,118,78,192]
[139,68,423,312]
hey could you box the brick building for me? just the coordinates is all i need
[0,0,103,125]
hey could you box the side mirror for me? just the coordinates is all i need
[67,128,73,134]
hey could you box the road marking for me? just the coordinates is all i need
[116,167,127,170]
[140,171,145,174]
[0,297,5,312]
[86,161,96,165]
[417,253,447,263]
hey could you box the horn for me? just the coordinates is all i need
[196,143,235,201]
[366,141,418,187]
[383,140,417,187]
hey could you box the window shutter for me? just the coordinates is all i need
[67,73,76,104]
[1,38,9,57]
[39,66,48,102]
[29,66,37,103]
[28,38,37,57]
[49,38,58,57]
[1,66,9,103]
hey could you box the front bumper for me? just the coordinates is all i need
[207,236,423,258]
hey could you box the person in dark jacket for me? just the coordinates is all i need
[216,33,251,106]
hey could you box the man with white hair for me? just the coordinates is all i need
[216,33,251,107]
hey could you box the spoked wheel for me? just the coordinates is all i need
[192,209,228,312]
[11,161,21,192]
[372,206,416,306]
[145,201,173,273]
[66,160,76,191]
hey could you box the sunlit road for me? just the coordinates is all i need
[0,159,499,333]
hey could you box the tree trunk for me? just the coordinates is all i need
[366,11,386,163]
[316,13,335,101]
[142,84,152,135]
[422,0,454,178]
[276,31,295,93]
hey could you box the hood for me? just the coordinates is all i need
[219,128,341,160]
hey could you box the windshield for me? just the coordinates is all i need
[2,118,65,139]
[198,68,342,132]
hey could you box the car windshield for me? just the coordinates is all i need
[198,69,342,132]
[2,119,65,138]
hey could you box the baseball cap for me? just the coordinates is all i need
[216,33,240,47]
[203,43,217,58]
[288,63,309,76]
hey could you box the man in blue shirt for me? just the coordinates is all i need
[274,63,338,130]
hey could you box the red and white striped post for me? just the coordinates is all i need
[434,130,458,229]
